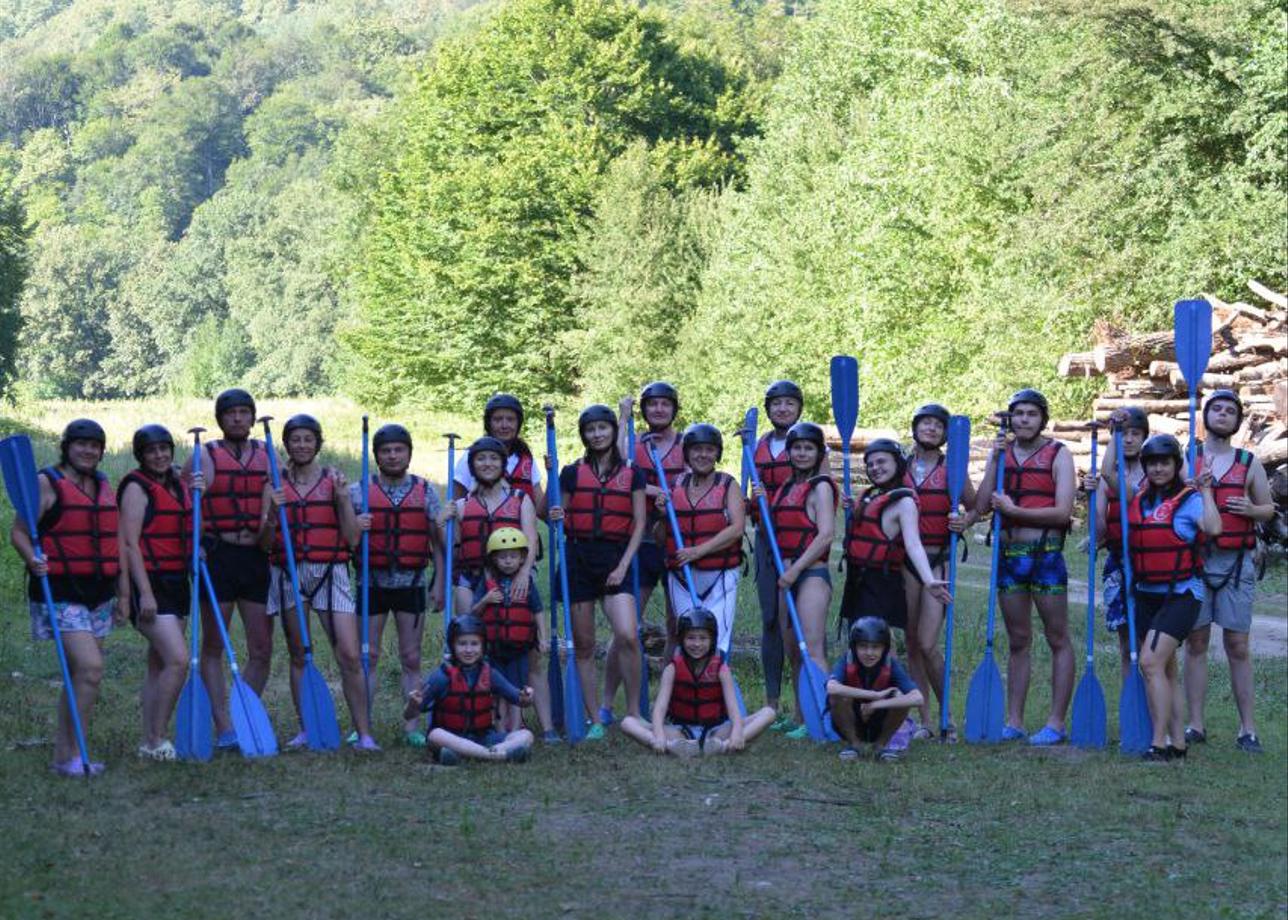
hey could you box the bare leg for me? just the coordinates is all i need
[829,696,861,747]
[1167,654,1185,748]
[1034,593,1073,731]
[56,634,104,765]
[571,600,599,725]
[604,593,642,719]
[602,582,658,713]
[1117,629,1132,684]
[200,599,237,735]
[794,577,831,675]
[1224,630,1257,737]
[874,705,913,748]
[137,615,189,745]
[278,608,307,732]
[778,593,803,723]
[1140,630,1180,749]
[527,646,553,732]
[902,572,930,727]
[1000,592,1034,730]
[318,611,372,738]
[140,645,161,746]
[705,707,777,753]
[1183,625,1211,734]
[395,611,426,733]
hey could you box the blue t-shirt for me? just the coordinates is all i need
[1135,491,1204,600]
[830,652,917,692]
[417,661,523,713]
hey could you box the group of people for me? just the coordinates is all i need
[9,379,1273,775]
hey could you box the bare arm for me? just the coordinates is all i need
[118,481,155,616]
[893,499,942,589]
[10,474,56,574]
[785,482,835,576]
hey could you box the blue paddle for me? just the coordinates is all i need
[964,415,1008,744]
[262,417,341,752]
[625,414,649,716]
[648,444,747,717]
[546,465,565,732]
[0,435,94,776]
[544,406,586,744]
[1115,426,1152,754]
[1070,422,1107,749]
[940,415,971,741]
[739,407,758,495]
[442,433,459,632]
[359,416,372,728]
[1174,298,1213,472]
[830,356,859,532]
[738,432,832,742]
[175,427,214,762]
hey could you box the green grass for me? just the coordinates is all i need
[0,404,1284,918]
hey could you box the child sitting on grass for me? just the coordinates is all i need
[827,616,923,762]
[620,608,775,756]
[404,615,534,765]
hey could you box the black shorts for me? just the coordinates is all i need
[206,540,270,605]
[130,572,191,625]
[564,539,633,604]
[840,565,907,630]
[1129,589,1201,644]
[636,540,667,590]
[359,583,428,616]
[31,574,115,607]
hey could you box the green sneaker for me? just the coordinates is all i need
[770,715,797,733]
[345,730,359,746]
[585,723,607,741]
[785,724,810,741]
[403,731,427,749]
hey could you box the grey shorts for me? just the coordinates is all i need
[29,598,115,641]
[268,563,356,615]
[1194,551,1255,633]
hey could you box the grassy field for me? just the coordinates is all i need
[0,402,1284,919]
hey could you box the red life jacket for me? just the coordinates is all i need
[481,577,537,652]
[431,662,495,734]
[904,456,950,547]
[635,434,685,491]
[271,472,349,565]
[666,472,742,571]
[118,469,191,574]
[844,487,916,570]
[843,654,893,692]
[39,468,120,578]
[457,490,524,570]
[1198,446,1256,551]
[771,475,837,562]
[667,651,727,727]
[1104,466,1146,552]
[1002,439,1067,532]
[754,433,793,495]
[507,451,538,501]
[204,440,268,535]
[367,475,433,571]
[565,459,636,542]
[1128,488,1199,586]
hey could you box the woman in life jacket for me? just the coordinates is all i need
[352,422,446,748]
[440,436,539,616]
[258,414,372,751]
[405,615,534,765]
[657,423,746,654]
[755,380,804,731]
[547,404,647,740]
[620,608,775,756]
[453,394,546,516]
[826,616,924,762]
[750,421,837,740]
[118,425,201,761]
[1128,435,1220,761]
[469,527,555,739]
[11,419,126,776]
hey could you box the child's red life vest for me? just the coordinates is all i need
[1128,488,1199,586]
[668,651,727,727]
[843,654,893,692]
[482,578,537,653]
[635,435,685,491]
[666,472,742,571]
[844,487,916,570]
[771,475,836,561]
[507,451,538,501]
[1198,446,1257,551]
[905,457,950,547]
[271,472,349,565]
[754,433,794,495]
[565,459,635,542]
[1001,439,1067,532]
[367,476,433,571]
[119,469,191,574]
[204,440,268,535]
[457,490,524,570]
[39,468,120,578]
[431,663,495,734]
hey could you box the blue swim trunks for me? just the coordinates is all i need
[999,540,1067,596]
[1102,552,1125,632]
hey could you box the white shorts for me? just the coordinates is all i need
[666,567,739,654]
[268,563,356,615]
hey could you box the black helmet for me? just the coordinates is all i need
[132,424,174,462]
[1139,434,1183,468]
[681,423,723,460]
[372,423,413,452]
[467,436,508,477]
[785,422,826,451]
[1008,388,1049,426]
[912,403,950,432]
[1203,388,1244,433]
[1119,406,1150,435]
[864,438,907,482]
[483,393,525,433]
[639,381,680,418]
[764,380,804,411]
[214,388,256,420]
[447,615,487,649]
[60,418,106,465]
[848,616,891,651]
[578,404,619,446]
[676,607,718,641]
[282,414,323,444]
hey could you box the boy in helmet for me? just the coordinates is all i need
[1183,390,1275,753]
[405,615,534,765]
[975,389,1076,745]
[11,419,126,776]
[620,608,776,756]
[827,616,924,762]
[470,527,554,736]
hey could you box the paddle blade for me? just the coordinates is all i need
[176,677,214,762]
[300,663,341,751]
[1173,298,1212,389]
[1070,672,1108,749]
[1118,668,1152,755]
[946,416,972,504]
[563,650,585,744]
[963,654,1005,744]
[229,677,278,758]
[798,656,833,742]
[829,355,859,440]
[0,434,41,531]
[740,407,758,490]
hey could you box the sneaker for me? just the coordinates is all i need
[436,748,459,766]
[596,707,616,727]
[216,730,239,750]
[505,745,531,764]
[1141,745,1171,762]
[1001,725,1026,742]
[784,724,810,741]
[1184,727,1207,745]
[1236,733,1263,754]
[911,724,934,742]
[887,718,915,752]
[769,714,796,733]
[353,734,382,753]
[877,747,903,763]
[1028,726,1068,747]
[403,731,427,749]
[940,724,959,744]
[585,723,606,742]
[1166,744,1188,760]
[52,759,105,777]
[137,742,162,760]
[542,730,563,745]
[345,730,360,746]
[286,732,309,750]
[838,746,860,763]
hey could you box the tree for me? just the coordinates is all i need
[0,165,26,396]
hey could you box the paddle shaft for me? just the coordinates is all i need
[648,444,701,607]
[185,431,205,751]
[626,416,641,604]
[940,416,971,737]
[1114,429,1142,664]
[983,422,1009,650]
[443,435,458,632]
[544,409,583,737]
[359,416,371,722]
[1084,426,1098,665]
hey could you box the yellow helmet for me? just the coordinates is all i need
[486,527,529,554]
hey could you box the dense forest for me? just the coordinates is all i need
[0,0,1282,425]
